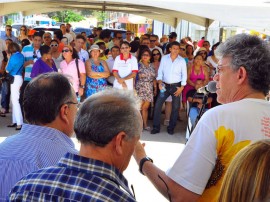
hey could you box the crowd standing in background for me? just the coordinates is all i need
[1,24,270,201]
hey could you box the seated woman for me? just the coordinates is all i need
[136,48,156,131]
[30,45,58,78]
[218,140,270,202]
[182,54,209,108]
[85,44,110,98]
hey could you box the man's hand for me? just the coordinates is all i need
[158,83,163,91]
[174,86,184,97]
[133,141,146,165]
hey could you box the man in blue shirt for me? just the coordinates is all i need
[9,89,142,202]
[0,73,78,201]
[0,25,18,44]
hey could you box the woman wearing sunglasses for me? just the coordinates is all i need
[30,45,57,78]
[136,48,156,131]
[18,25,28,45]
[50,39,62,71]
[60,45,86,97]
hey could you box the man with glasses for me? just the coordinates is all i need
[133,34,270,201]
[0,25,18,43]
[149,34,163,55]
[0,73,78,200]
[203,40,211,55]
[42,32,52,46]
[9,89,141,202]
[162,32,177,54]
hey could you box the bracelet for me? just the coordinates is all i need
[139,156,153,175]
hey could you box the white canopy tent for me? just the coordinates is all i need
[0,0,270,34]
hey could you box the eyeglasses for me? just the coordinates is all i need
[62,49,71,53]
[65,101,79,107]
[153,53,160,56]
[44,36,51,39]
[50,44,58,47]
[142,54,150,57]
[121,47,129,50]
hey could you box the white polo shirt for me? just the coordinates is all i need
[78,49,89,63]
[112,53,138,90]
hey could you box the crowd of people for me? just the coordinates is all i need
[0,24,270,201]
[0,24,221,134]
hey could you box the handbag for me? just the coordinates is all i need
[4,72,14,84]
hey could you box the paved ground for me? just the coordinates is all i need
[0,110,188,202]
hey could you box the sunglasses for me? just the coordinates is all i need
[180,48,186,51]
[142,54,150,57]
[50,44,58,47]
[62,49,71,53]
[117,37,123,40]
[6,29,12,31]
[153,53,160,56]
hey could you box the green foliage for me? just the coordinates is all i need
[5,18,13,25]
[92,11,107,23]
[47,10,84,23]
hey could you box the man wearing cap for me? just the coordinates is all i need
[74,34,89,63]
[162,32,177,54]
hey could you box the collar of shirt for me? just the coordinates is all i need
[58,152,133,196]
[120,53,131,60]
[19,124,75,148]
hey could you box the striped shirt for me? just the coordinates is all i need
[0,124,78,201]
[9,153,136,202]
[21,44,41,81]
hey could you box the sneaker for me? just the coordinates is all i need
[163,119,169,126]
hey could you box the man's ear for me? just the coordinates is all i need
[238,66,247,84]
[59,104,69,124]
[114,132,126,155]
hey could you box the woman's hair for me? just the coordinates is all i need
[218,140,270,202]
[138,48,151,62]
[186,44,194,55]
[7,42,21,54]
[39,45,51,56]
[21,39,30,49]
[50,39,59,44]
[20,25,28,35]
[137,45,150,62]
[150,48,162,63]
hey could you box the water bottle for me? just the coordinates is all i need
[160,83,166,97]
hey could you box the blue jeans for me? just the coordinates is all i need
[153,84,181,131]
[1,80,11,111]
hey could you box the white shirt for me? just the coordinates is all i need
[78,49,89,63]
[106,56,116,84]
[112,54,138,90]
[157,54,187,86]
[167,99,270,201]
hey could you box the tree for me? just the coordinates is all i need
[48,10,84,23]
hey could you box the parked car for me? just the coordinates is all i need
[106,28,127,39]
[73,27,92,36]
[33,27,61,37]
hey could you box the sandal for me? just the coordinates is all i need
[15,125,22,130]
[144,126,151,131]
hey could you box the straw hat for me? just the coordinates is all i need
[89,44,103,53]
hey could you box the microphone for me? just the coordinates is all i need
[197,81,217,94]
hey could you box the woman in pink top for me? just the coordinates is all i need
[182,54,209,106]
[59,45,86,96]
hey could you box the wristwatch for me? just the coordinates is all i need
[139,156,153,175]
[80,85,85,89]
